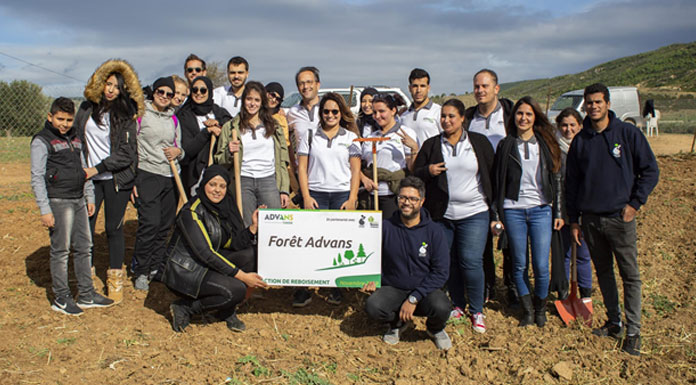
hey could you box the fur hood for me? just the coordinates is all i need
[83,59,145,118]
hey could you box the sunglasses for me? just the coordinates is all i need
[191,87,208,95]
[322,109,340,116]
[186,67,203,74]
[267,92,280,101]
[155,89,175,99]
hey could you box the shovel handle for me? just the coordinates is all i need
[170,160,188,209]
[231,130,243,218]
[208,135,217,167]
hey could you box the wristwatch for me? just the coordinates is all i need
[408,295,418,304]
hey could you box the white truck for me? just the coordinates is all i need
[547,86,644,128]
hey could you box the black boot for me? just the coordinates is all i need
[225,310,246,332]
[579,287,592,299]
[170,298,201,332]
[533,295,547,328]
[519,295,533,327]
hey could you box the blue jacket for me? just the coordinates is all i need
[566,111,659,223]
[381,208,449,301]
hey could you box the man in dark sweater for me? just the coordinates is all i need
[363,176,452,350]
[566,83,659,357]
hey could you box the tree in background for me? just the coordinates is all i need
[0,80,51,137]
[205,61,227,89]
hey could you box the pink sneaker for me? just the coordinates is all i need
[449,306,465,320]
[470,312,486,334]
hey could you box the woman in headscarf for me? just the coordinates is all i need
[130,76,184,292]
[176,76,232,196]
[161,165,267,333]
[75,59,144,303]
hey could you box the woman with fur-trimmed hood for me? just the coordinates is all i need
[74,59,144,304]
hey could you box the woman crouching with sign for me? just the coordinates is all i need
[413,99,495,334]
[160,165,267,333]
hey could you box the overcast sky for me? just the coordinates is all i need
[1,0,694,98]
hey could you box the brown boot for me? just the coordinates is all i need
[91,266,104,294]
[106,268,124,304]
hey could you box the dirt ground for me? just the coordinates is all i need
[0,135,694,384]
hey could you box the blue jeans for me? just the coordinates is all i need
[310,190,350,210]
[561,225,593,289]
[240,175,281,227]
[49,198,93,298]
[438,211,489,314]
[503,205,552,299]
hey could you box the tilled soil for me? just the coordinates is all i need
[0,151,694,384]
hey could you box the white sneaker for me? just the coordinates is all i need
[470,312,487,334]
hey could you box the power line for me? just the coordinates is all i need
[0,51,83,82]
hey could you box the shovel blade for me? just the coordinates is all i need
[554,298,577,326]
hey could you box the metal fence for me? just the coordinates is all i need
[0,79,85,137]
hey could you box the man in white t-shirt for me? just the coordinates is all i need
[400,68,442,146]
[286,66,321,169]
[464,68,516,307]
[213,56,248,117]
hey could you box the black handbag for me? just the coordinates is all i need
[162,250,208,299]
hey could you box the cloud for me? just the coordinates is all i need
[0,0,694,97]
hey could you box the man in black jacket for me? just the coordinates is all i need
[464,69,517,306]
[566,83,659,356]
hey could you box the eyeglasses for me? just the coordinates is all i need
[191,87,208,95]
[322,109,340,116]
[186,67,203,74]
[397,195,421,204]
[155,89,175,99]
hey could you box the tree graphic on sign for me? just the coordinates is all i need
[317,243,374,271]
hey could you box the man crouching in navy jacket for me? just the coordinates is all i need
[362,176,452,350]
[566,83,659,357]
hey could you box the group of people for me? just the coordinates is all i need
[30,55,659,355]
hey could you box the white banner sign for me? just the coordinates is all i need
[258,209,382,288]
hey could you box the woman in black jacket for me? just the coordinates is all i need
[413,99,494,334]
[176,76,232,196]
[490,96,563,328]
[161,165,267,333]
[75,59,144,304]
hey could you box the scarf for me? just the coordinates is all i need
[195,165,238,222]
[555,130,571,155]
[184,76,214,116]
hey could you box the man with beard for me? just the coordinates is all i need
[363,176,451,350]
[566,83,659,356]
[213,56,249,117]
[401,68,442,145]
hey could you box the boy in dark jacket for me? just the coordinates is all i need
[363,176,452,350]
[566,83,659,356]
[30,97,114,316]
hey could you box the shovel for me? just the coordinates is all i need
[353,137,390,210]
[554,242,593,327]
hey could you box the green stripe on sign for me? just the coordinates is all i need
[335,274,381,288]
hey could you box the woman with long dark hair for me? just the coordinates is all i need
[490,96,563,328]
[413,98,494,333]
[161,165,268,333]
[216,81,290,225]
[130,77,184,292]
[357,87,378,137]
[76,59,144,304]
[176,76,232,196]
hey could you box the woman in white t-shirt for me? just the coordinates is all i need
[359,93,419,218]
[216,81,290,226]
[298,92,361,210]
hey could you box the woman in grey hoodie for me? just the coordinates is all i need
[131,77,184,291]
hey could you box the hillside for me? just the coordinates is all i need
[498,42,696,102]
